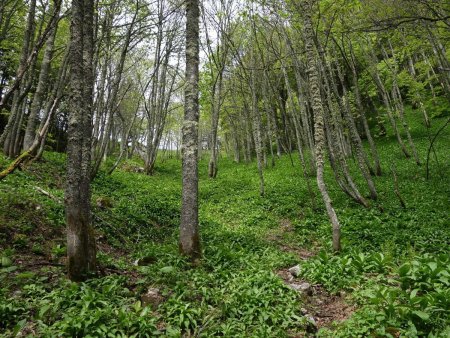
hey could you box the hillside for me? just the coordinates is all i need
[1,113,449,337]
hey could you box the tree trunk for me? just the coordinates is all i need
[334,59,377,200]
[349,45,382,176]
[303,0,340,252]
[179,0,201,262]
[23,5,59,150]
[381,43,421,165]
[367,46,410,158]
[65,0,96,282]
[0,0,36,152]
[208,71,223,178]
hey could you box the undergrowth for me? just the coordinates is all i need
[0,112,449,337]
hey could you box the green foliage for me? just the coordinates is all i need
[300,250,393,292]
[0,112,449,336]
[320,254,450,337]
[0,276,160,337]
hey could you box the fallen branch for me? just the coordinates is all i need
[34,186,62,203]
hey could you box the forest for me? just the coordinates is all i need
[0,0,449,336]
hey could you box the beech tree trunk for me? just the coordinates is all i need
[65,0,96,282]
[179,0,201,261]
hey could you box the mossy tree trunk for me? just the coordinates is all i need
[303,0,341,252]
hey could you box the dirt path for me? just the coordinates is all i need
[269,219,356,335]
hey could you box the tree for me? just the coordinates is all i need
[179,0,201,261]
[201,0,234,178]
[65,0,96,281]
[303,0,341,252]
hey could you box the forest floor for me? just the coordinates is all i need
[0,113,449,337]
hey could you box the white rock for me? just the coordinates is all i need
[288,264,301,277]
[289,283,302,291]
[141,288,163,309]
[289,282,311,294]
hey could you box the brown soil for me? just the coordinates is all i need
[271,218,355,335]
[278,267,355,332]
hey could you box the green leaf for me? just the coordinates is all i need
[412,310,429,321]
[159,266,175,274]
[1,256,12,267]
[39,304,51,318]
[12,319,27,336]
[427,262,437,271]
[398,263,410,276]
[410,289,419,299]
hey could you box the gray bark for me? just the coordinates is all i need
[179,0,201,261]
[65,0,96,282]
[303,0,340,252]
[23,7,59,150]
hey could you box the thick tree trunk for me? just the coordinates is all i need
[179,0,201,261]
[65,0,96,282]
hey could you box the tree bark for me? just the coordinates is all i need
[179,0,201,261]
[23,4,59,150]
[303,0,341,252]
[65,0,96,282]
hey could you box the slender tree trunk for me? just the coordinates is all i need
[367,46,410,158]
[91,5,138,177]
[349,45,382,175]
[23,6,59,150]
[381,43,421,165]
[0,0,61,112]
[279,61,316,205]
[0,0,36,152]
[303,0,340,252]
[318,54,368,207]
[179,0,201,261]
[334,60,377,199]
[208,71,222,178]
[108,112,137,175]
[250,65,265,197]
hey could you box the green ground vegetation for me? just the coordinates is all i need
[0,111,449,337]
